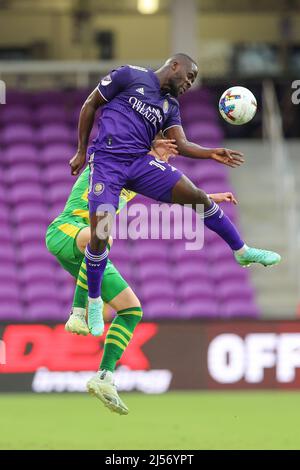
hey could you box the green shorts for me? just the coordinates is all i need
[46,219,129,303]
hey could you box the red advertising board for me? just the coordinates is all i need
[1,321,300,392]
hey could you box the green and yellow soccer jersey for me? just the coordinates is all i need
[52,166,137,226]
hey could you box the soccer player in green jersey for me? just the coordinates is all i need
[46,139,238,415]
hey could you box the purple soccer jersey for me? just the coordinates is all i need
[88,65,182,158]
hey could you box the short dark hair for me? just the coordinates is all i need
[169,53,197,67]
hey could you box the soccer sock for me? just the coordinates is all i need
[203,201,245,251]
[100,307,143,372]
[72,259,88,310]
[85,244,108,299]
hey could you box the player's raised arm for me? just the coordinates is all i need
[70,88,105,175]
[164,125,245,168]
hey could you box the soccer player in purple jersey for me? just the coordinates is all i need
[70,54,281,375]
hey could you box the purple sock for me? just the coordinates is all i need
[204,201,244,251]
[85,244,108,299]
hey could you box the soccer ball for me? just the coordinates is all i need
[219,86,257,125]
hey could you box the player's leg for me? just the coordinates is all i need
[64,227,90,335]
[169,175,281,266]
[128,154,280,267]
[85,155,124,334]
[46,223,90,335]
[87,262,142,415]
[66,227,115,336]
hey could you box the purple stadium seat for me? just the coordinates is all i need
[10,184,44,205]
[0,225,12,244]
[37,124,73,146]
[3,144,39,165]
[0,245,15,264]
[13,203,48,225]
[35,105,69,124]
[170,242,209,263]
[40,144,75,165]
[58,281,74,305]
[178,280,215,301]
[48,182,72,205]
[32,90,67,106]
[20,263,56,284]
[55,267,73,283]
[48,204,65,222]
[0,302,24,321]
[211,261,250,283]
[0,186,7,205]
[181,299,219,318]
[15,223,47,244]
[0,283,20,302]
[221,300,259,318]
[109,243,132,264]
[0,264,18,283]
[0,105,33,125]
[5,90,32,106]
[1,124,35,145]
[185,122,224,143]
[5,164,40,185]
[43,164,74,185]
[181,105,218,124]
[139,280,176,303]
[207,243,234,263]
[0,204,9,224]
[133,241,169,263]
[137,262,171,283]
[108,261,134,285]
[217,281,255,303]
[25,301,64,321]
[174,261,209,283]
[24,282,58,303]
[143,299,180,319]
[19,244,55,265]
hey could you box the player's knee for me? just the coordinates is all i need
[193,188,211,210]
[89,228,109,253]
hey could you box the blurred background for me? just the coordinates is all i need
[1,0,300,403]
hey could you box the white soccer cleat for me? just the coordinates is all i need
[65,311,89,336]
[87,370,129,416]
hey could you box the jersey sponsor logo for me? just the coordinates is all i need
[93,182,105,195]
[136,87,145,95]
[101,74,112,86]
[128,65,148,72]
[129,96,163,126]
[149,160,166,171]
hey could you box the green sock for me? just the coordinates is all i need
[72,260,88,310]
[100,307,143,372]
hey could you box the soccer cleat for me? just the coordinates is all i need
[88,298,104,336]
[87,370,129,416]
[234,247,281,267]
[65,311,89,336]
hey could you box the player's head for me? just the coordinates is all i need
[160,53,198,98]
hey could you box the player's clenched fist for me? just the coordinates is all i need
[70,150,86,176]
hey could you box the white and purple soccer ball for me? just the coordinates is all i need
[219,86,257,125]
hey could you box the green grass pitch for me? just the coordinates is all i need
[1,391,300,450]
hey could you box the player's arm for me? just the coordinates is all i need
[69,89,105,176]
[148,133,178,162]
[208,192,238,204]
[164,125,244,168]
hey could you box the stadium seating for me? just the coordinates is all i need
[0,87,259,321]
